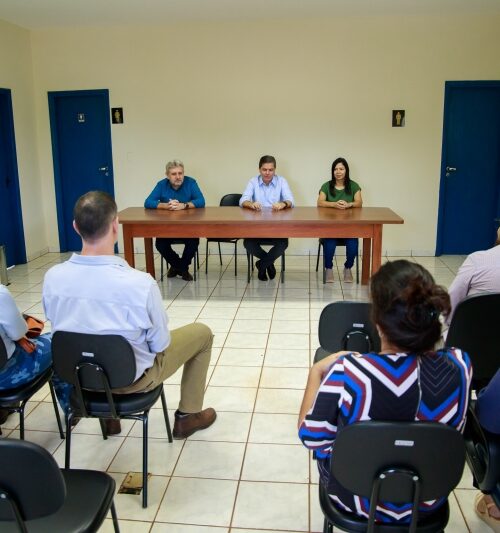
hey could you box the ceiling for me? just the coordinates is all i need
[1,0,500,30]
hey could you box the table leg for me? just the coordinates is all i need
[123,227,135,268]
[362,238,371,285]
[145,238,155,278]
[371,225,383,275]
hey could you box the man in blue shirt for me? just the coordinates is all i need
[145,160,205,281]
[240,155,295,281]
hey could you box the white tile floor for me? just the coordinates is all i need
[2,251,490,532]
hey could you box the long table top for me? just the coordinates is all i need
[118,206,403,239]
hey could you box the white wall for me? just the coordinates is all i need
[18,14,500,254]
[0,19,48,260]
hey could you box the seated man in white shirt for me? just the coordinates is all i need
[240,155,295,281]
[43,191,216,438]
[447,227,500,324]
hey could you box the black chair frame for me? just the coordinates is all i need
[52,332,172,508]
[314,301,380,363]
[205,193,242,276]
[315,238,360,284]
[0,438,119,532]
[320,421,465,533]
[0,338,64,440]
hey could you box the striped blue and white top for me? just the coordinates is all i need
[299,348,472,523]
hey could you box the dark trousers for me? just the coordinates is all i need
[243,238,288,268]
[156,238,199,272]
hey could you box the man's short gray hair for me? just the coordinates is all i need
[166,160,184,174]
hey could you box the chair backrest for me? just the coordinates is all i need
[52,331,137,390]
[220,193,242,207]
[332,421,465,503]
[446,293,500,387]
[318,301,381,354]
[0,438,66,523]
[0,337,7,370]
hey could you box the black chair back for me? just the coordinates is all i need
[52,331,136,390]
[0,337,7,369]
[0,438,66,523]
[446,293,500,388]
[315,301,380,362]
[332,421,465,504]
[220,193,242,207]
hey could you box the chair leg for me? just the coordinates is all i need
[160,257,165,281]
[110,501,121,533]
[142,414,149,508]
[218,242,223,265]
[160,389,173,443]
[280,253,285,283]
[247,251,251,283]
[196,250,200,270]
[205,240,209,274]
[100,418,109,440]
[18,401,26,440]
[234,242,238,276]
[65,414,73,468]
[323,253,326,284]
[356,253,360,284]
[194,251,198,281]
[49,380,65,439]
[316,242,321,272]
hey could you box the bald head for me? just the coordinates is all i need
[73,191,117,242]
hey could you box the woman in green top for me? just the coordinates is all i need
[317,158,363,283]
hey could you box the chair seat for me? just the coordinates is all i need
[0,367,53,405]
[319,484,450,533]
[206,237,238,243]
[70,384,163,416]
[1,469,115,533]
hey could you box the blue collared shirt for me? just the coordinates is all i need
[239,175,295,207]
[144,176,205,209]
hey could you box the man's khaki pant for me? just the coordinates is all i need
[115,322,213,414]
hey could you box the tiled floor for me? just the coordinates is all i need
[2,251,490,532]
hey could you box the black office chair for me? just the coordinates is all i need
[205,193,242,276]
[52,331,172,508]
[0,438,119,532]
[246,247,285,283]
[446,293,500,508]
[159,242,200,281]
[446,293,500,391]
[316,238,360,284]
[314,301,380,363]
[0,338,64,440]
[319,421,466,533]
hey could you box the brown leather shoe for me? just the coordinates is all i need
[104,419,122,435]
[181,270,193,281]
[173,408,216,439]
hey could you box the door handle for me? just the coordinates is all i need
[445,166,457,176]
[98,166,108,172]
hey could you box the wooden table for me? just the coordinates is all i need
[118,206,404,284]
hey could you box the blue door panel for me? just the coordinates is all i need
[49,90,115,252]
[437,83,500,255]
[0,89,26,266]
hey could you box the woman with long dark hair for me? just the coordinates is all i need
[299,260,472,523]
[317,157,362,283]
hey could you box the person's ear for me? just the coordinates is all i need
[72,220,81,237]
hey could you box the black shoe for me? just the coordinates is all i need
[0,408,10,425]
[267,263,277,280]
[167,266,179,278]
[256,260,268,281]
[181,270,193,281]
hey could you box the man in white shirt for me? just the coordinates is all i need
[240,155,295,281]
[43,191,216,438]
[447,228,500,323]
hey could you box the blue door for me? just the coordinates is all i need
[0,89,26,267]
[436,82,500,255]
[48,90,115,251]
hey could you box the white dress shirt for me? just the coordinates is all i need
[0,284,28,358]
[43,254,170,381]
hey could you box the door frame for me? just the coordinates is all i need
[0,88,26,264]
[436,80,500,255]
[48,89,113,251]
